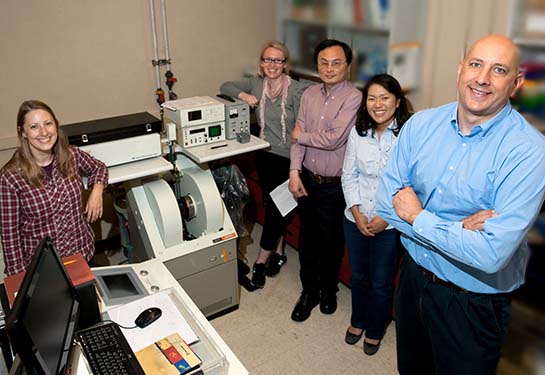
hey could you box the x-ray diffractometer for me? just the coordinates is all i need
[126,153,239,318]
[64,96,269,318]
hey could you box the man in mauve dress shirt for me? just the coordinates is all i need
[288,39,362,322]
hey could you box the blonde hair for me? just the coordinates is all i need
[258,40,290,77]
[2,100,75,187]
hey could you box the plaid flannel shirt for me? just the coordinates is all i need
[0,147,108,276]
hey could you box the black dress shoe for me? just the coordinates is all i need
[344,328,363,345]
[238,275,259,292]
[291,293,319,322]
[320,293,337,314]
[363,340,381,355]
[237,258,250,276]
[251,263,266,288]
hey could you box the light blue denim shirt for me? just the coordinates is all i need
[376,102,545,293]
[342,121,397,228]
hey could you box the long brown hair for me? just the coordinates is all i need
[2,100,75,187]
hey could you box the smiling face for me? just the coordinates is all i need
[366,83,400,128]
[456,35,524,127]
[260,47,286,80]
[317,45,349,89]
[21,109,58,160]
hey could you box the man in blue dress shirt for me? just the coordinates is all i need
[376,34,545,374]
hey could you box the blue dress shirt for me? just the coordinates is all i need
[342,122,397,229]
[376,102,545,293]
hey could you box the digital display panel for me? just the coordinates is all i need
[208,125,221,137]
[189,127,206,134]
[187,110,202,122]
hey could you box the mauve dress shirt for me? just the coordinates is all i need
[0,146,108,275]
[290,81,362,177]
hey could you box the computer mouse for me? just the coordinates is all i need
[135,307,162,328]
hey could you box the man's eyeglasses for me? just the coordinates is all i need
[318,59,347,69]
[262,57,286,65]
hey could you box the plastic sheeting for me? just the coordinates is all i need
[211,164,250,237]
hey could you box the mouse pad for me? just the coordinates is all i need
[106,289,198,352]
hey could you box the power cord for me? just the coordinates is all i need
[101,319,138,330]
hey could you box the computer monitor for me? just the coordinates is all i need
[5,237,80,375]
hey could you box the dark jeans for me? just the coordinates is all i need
[297,169,345,297]
[396,253,512,375]
[255,151,291,251]
[343,217,399,339]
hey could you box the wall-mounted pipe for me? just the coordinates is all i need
[149,0,165,105]
[160,0,177,100]
[149,0,177,105]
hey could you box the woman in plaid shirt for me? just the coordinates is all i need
[0,100,108,276]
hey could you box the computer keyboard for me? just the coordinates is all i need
[76,322,145,375]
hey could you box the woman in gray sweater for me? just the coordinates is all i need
[220,40,309,289]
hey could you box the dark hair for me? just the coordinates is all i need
[313,39,353,66]
[355,74,413,137]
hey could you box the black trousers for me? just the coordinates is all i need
[297,169,345,297]
[255,151,291,251]
[396,253,512,375]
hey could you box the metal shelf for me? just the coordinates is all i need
[514,37,545,49]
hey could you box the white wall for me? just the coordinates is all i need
[0,0,277,272]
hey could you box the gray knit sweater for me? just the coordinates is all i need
[220,75,310,158]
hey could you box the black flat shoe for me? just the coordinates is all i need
[363,340,381,356]
[291,293,319,322]
[265,253,287,277]
[345,328,363,345]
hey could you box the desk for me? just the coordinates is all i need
[180,135,269,164]
[106,136,269,183]
[80,259,248,375]
[107,156,173,184]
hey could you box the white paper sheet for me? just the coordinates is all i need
[106,289,199,352]
[269,179,297,217]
